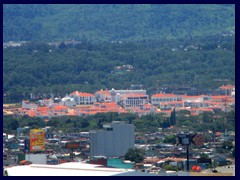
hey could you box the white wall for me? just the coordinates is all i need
[25,154,47,164]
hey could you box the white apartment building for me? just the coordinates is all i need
[118,93,149,109]
[95,89,147,103]
[89,121,135,158]
[151,93,181,107]
[181,95,211,108]
[69,91,96,105]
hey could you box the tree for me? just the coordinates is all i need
[163,135,177,144]
[200,153,209,159]
[232,147,235,157]
[125,148,145,163]
[222,140,233,150]
[170,108,176,126]
[163,164,179,171]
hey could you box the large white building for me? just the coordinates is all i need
[151,93,181,107]
[118,93,149,109]
[89,121,135,158]
[69,91,96,105]
[95,88,148,108]
[4,162,162,176]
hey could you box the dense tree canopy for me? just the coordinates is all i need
[125,148,145,163]
[3,110,235,134]
[3,4,234,42]
[3,34,235,103]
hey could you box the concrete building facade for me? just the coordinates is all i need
[69,91,96,105]
[90,121,135,158]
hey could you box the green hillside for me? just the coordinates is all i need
[3,4,235,42]
[3,35,235,103]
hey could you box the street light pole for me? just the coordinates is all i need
[178,133,190,172]
[186,144,189,172]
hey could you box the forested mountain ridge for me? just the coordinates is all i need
[3,4,235,42]
[3,34,235,103]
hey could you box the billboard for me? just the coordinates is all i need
[66,142,80,149]
[30,129,45,152]
[192,134,204,146]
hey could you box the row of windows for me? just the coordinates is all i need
[75,98,95,102]
[125,105,144,107]
[78,97,95,100]
[152,98,179,102]
[125,100,146,104]
[127,97,148,100]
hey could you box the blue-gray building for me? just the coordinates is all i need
[90,121,135,158]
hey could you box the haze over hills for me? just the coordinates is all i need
[3,4,235,42]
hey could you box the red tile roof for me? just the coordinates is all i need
[122,93,147,98]
[37,106,50,111]
[219,85,235,90]
[181,95,205,99]
[95,90,111,95]
[70,91,95,97]
[211,95,229,99]
[52,105,68,111]
[152,93,178,98]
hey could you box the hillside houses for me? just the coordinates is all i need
[16,85,235,118]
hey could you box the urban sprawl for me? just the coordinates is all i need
[3,84,235,176]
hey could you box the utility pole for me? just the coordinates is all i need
[177,133,190,172]
[186,144,189,171]
[224,98,227,135]
[178,132,205,172]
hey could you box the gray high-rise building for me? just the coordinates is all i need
[89,121,135,158]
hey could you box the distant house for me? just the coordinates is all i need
[218,85,235,96]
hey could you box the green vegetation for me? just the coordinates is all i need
[124,148,145,163]
[163,164,179,171]
[232,147,235,158]
[200,153,209,159]
[222,140,233,150]
[163,135,177,144]
[3,34,235,103]
[3,4,234,42]
[3,110,235,134]
[3,4,235,103]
